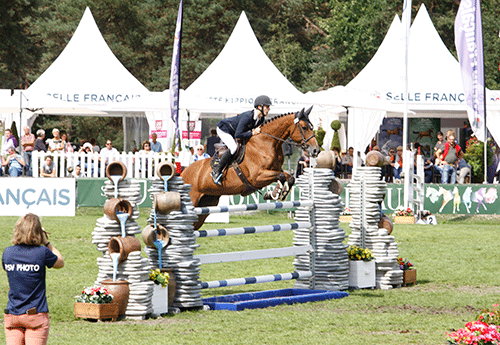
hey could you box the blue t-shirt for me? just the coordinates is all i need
[2,244,58,314]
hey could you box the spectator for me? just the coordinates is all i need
[150,133,162,152]
[332,146,342,177]
[193,144,210,162]
[456,156,471,184]
[188,147,195,165]
[2,213,64,345]
[341,147,354,175]
[33,130,48,152]
[46,129,64,153]
[205,128,220,157]
[139,140,152,154]
[391,146,403,181]
[100,140,119,166]
[296,149,310,178]
[61,133,74,153]
[40,156,56,178]
[21,126,35,176]
[71,164,86,179]
[3,147,25,177]
[433,131,445,154]
[90,138,100,153]
[439,130,462,184]
[2,129,18,156]
[78,142,94,154]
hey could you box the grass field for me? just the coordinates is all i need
[1,208,500,344]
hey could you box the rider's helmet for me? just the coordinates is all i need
[254,95,272,108]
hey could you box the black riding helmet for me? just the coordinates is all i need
[254,95,272,109]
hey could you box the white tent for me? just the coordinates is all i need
[184,11,306,115]
[345,4,500,152]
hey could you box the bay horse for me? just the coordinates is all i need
[182,107,320,229]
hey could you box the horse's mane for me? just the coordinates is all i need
[261,112,295,128]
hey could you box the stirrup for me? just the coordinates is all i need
[211,171,222,185]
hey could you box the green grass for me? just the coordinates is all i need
[1,209,500,344]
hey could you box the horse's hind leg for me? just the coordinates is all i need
[193,194,221,230]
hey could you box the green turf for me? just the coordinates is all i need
[1,209,499,344]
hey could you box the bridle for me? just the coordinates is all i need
[261,117,315,151]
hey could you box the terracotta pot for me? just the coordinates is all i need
[156,161,175,181]
[315,150,336,169]
[108,236,141,263]
[365,151,385,167]
[142,224,169,248]
[328,176,344,196]
[106,161,127,182]
[153,192,182,215]
[104,198,133,222]
[378,214,394,235]
[100,280,130,317]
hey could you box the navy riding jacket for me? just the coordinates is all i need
[217,110,264,140]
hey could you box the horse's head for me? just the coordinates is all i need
[290,106,320,158]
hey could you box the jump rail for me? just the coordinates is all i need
[193,200,315,290]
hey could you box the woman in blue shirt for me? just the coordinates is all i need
[2,213,64,345]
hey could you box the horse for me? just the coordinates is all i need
[462,186,472,213]
[385,126,402,137]
[452,186,460,214]
[182,107,320,229]
[438,186,453,213]
[414,129,434,141]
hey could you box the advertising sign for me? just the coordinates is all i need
[0,178,75,216]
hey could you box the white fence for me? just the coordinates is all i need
[32,151,176,179]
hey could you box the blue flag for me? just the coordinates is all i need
[170,0,183,149]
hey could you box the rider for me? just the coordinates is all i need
[211,95,272,185]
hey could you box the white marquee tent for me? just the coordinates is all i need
[345,4,500,154]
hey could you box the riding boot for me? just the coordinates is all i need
[211,150,232,185]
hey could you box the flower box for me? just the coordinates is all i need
[74,302,118,321]
[339,215,352,223]
[402,269,417,286]
[394,216,415,224]
[152,284,169,315]
[348,260,376,289]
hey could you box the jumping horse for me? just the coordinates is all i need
[182,106,320,229]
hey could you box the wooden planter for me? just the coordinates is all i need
[394,216,415,224]
[339,215,352,223]
[74,302,119,321]
[348,260,376,289]
[402,269,417,287]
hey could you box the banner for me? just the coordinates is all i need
[0,178,75,216]
[455,0,485,141]
[169,0,183,149]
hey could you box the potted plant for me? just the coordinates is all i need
[74,286,118,321]
[393,206,415,224]
[347,245,376,289]
[339,207,352,223]
[150,269,170,315]
[446,321,500,344]
[398,257,416,286]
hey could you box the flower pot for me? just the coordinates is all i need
[394,216,415,224]
[152,284,169,315]
[339,215,352,223]
[402,269,417,286]
[315,150,336,170]
[349,260,376,289]
[100,280,130,317]
[142,224,169,248]
[108,236,141,263]
[74,302,119,321]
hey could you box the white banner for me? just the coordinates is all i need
[0,178,75,216]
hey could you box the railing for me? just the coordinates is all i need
[32,151,176,179]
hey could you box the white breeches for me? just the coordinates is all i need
[217,127,238,155]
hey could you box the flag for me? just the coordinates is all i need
[455,0,485,142]
[170,0,183,150]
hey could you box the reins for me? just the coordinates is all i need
[260,117,315,151]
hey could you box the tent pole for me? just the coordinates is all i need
[123,115,127,152]
[402,0,412,209]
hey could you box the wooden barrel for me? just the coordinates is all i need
[365,151,385,167]
[315,150,335,170]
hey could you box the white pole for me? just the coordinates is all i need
[402,0,412,209]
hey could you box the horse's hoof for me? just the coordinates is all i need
[263,192,272,200]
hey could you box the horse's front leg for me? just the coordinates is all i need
[259,171,295,201]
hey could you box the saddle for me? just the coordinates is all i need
[210,141,258,196]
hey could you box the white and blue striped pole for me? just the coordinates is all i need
[194,200,313,215]
[194,222,311,238]
[200,271,312,289]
